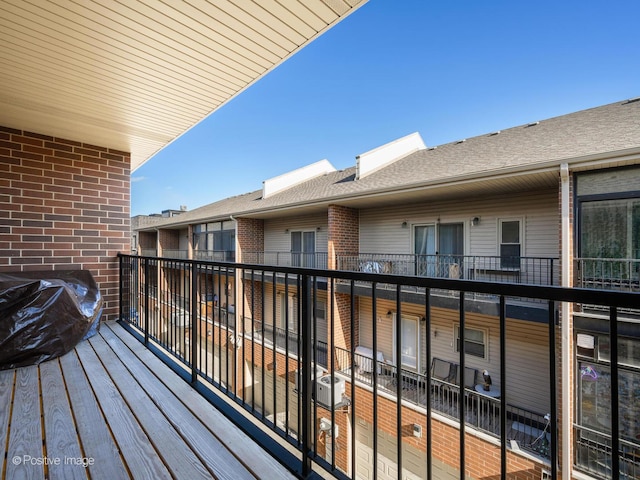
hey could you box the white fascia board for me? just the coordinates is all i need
[263,159,336,198]
[356,132,426,180]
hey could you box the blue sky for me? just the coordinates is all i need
[131,0,640,216]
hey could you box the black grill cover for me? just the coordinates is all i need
[0,270,102,370]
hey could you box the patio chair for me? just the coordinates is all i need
[431,358,455,382]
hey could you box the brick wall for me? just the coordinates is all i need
[158,228,180,252]
[327,204,359,269]
[236,217,264,261]
[0,126,130,321]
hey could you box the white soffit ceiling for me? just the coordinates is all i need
[0,0,368,170]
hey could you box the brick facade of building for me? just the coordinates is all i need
[0,126,130,321]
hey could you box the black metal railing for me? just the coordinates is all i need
[575,258,640,292]
[333,345,551,458]
[338,253,557,285]
[118,253,638,480]
[194,250,236,262]
[574,424,640,480]
[242,251,329,269]
[162,248,189,259]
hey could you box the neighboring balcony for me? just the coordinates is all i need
[338,253,558,286]
[194,250,236,262]
[575,258,640,292]
[575,258,640,316]
[161,249,189,259]
[242,251,329,269]
[333,345,552,460]
[139,248,157,256]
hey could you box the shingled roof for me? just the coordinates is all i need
[143,98,640,229]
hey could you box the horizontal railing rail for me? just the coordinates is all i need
[332,345,550,458]
[574,424,640,480]
[118,253,639,480]
[162,249,189,259]
[575,257,640,293]
[194,250,236,262]
[338,253,557,286]
[242,251,329,269]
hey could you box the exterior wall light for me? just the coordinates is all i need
[472,217,480,226]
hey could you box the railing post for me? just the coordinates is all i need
[191,261,198,385]
[300,273,313,477]
[118,254,124,321]
[144,257,149,346]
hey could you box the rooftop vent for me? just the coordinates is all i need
[427,146,437,151]
[455,139,466,144]
[624,97,640,104]
[262,160,336,198]
[356,132,426,180]
[527,121,540,127]
[488,131,501,136]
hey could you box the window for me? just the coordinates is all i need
[291,231,316,267]
[580,198,640,260]
[392,314,420,370]
[193,222,235,260]
[277,292,298,332]
[499,219,521,269]
[414,223,464,277]
[454,325,487,359]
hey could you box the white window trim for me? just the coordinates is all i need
[453,324,489,362]
[497,217,525,267]
[391,313,421,372]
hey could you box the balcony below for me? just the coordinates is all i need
[0,321,294,480]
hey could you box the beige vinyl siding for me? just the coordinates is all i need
[264,214,328,254]
[356,298,550,414]
[576,166,640,196]
[359,189,558,260]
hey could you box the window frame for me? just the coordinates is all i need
[453,324,488,360]
[392,313,421,371]
[498,218,524,270]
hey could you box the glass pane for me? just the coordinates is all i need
[501,221,520,243]
[581,200,628,258]
[401,317,418,369]
[633,201,640,259]
[303,231,315,253]
[291,232,302,252]
[438,223,464,255]
[414,225,436,255]
[466,328,484,343]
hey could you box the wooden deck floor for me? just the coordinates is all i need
[0,321,295,480]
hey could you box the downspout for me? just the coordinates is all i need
[560,163,571,479]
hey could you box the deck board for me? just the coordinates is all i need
[98,326,256,480]
[58,351,129,480]
[6,365,44,480]
[107,322,297,480]
[40,360,85,480]
[87,333,215,480]
[74,339,173,480]
[0,369,14,478]
[0,321,295,480]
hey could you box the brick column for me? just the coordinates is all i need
[327,205,359,365]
